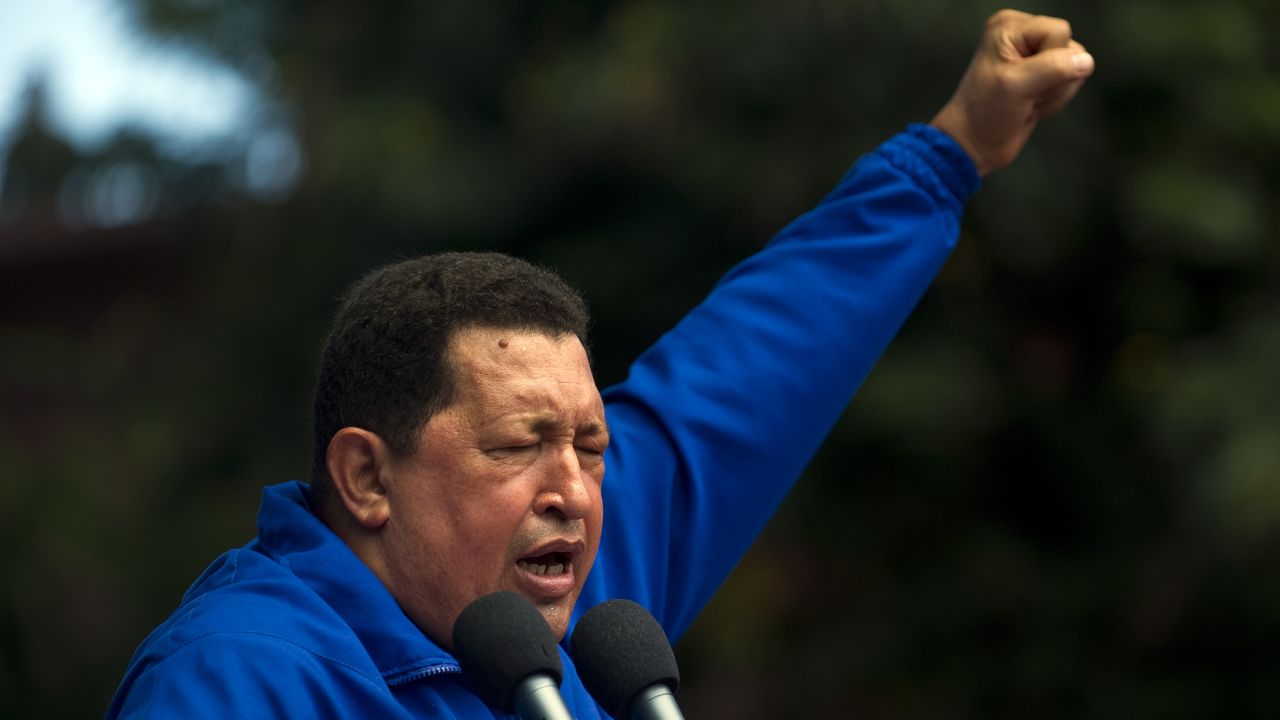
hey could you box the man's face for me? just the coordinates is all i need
[378,327,608,647]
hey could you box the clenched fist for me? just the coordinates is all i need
[931,9,1094,177]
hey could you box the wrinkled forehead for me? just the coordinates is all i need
[445,326,602,411]
[446,325,588,368]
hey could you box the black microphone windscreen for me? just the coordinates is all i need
[570,599,680,717]
[451,591,564,713]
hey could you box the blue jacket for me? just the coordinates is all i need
[107,124,978,718]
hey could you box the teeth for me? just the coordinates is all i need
[518,559,567,576]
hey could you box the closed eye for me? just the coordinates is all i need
[486,444,538,459]
[575,446,606,470]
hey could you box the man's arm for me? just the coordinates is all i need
[579,11,1092,640]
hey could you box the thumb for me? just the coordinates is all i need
[1013,46,1095,97]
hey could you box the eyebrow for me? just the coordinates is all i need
[527,415,609,439]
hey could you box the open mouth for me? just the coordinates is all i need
[517,551,571,577]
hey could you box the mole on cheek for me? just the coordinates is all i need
[498,338,509,349]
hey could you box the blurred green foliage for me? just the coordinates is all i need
[2,0,1279,717]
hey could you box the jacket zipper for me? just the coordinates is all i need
[386,662,462,686]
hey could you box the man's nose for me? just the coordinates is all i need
[532,445,593,521]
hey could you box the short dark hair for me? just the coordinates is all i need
[310,252,590,506]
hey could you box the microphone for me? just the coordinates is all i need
[570,599,685,720]
[452,591,573,720]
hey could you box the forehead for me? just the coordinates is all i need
[445,327,601,415]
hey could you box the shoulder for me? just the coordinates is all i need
[109,549,392,719]
[173,548,370,662]
[109,630,398,719]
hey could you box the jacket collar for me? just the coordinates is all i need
[255,480,459,683]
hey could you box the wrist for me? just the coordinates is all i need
[929,105,993,178]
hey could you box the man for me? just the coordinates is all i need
[109,10,1093,718]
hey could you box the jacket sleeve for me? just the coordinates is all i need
[580,124,980,641]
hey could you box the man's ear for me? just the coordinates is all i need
[326,427,393,529]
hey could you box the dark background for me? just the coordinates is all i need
[3,0,1280,717]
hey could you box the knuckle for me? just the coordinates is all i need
[989,8,1022,27]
